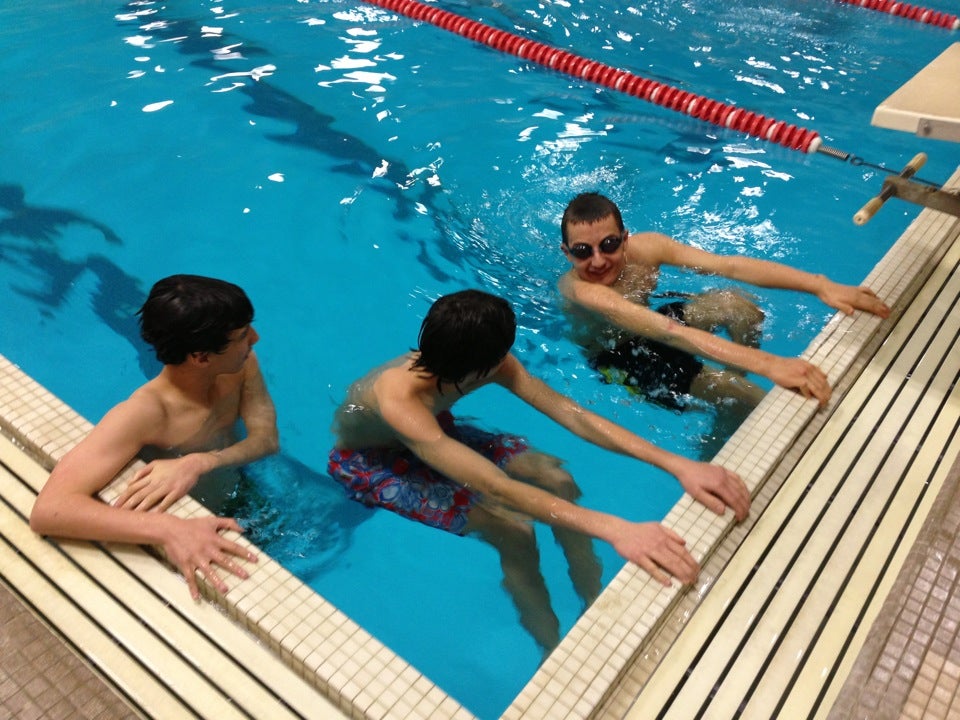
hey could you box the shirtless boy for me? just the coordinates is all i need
[30,274,279,600]
[559,192,891,411]
[329,289,749,649]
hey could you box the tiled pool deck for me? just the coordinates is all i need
[1,169,958,719]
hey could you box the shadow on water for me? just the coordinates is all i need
[0,182,159,376]
[223,453,372,577]
[116,2,433,221]
[0,184,121,245]
[113,0,521,308]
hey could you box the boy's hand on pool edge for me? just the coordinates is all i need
[675,462,750,522]
[609,520,699,586]
[115,455,214,512]
[768,357,831,407]
[161,516,258,601]
[817,280,891,319]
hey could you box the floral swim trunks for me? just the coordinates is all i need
[327,411,529,536]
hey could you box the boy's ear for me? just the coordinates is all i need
[189,351,211,365]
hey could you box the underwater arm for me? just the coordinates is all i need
[215,350,279,465]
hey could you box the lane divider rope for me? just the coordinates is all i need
[832,0,959,30]
[363,0,824,152]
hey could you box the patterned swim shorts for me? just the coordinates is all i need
[327,411,528,535]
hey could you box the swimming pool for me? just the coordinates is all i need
[1,0,958,716]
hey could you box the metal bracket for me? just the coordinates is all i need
[854,152,960,224]
[881,175,960,216]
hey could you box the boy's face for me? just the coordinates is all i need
[209,324,259,374]
[562,216,628,287]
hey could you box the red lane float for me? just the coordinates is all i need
[833,0,959,30]
[362,0,823,153]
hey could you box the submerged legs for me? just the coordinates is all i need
[467,506,561,652]
[505,452,603,608]
[683,289,770,453]
[683,289,765,349]
[465,450,604,653]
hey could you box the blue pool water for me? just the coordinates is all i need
[2,0,959,716]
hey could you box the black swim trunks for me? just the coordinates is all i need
[589,302,704,411]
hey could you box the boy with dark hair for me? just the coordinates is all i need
[410,288,516,390]
[138,273,256,364]
[329,289,749,650]
[559,192,891,411]
[31,274,279,600]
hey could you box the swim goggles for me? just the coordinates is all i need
[564,233,624,260]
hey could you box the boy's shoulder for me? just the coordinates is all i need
[362,357,423,408]
[557,267,580,294]
[122,379,173,424]
[82,380,175,453]
[626,231,673,262]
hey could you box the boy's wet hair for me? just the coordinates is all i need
[138,274,254,365]
[561,192,625,245]
[412,290,516,393]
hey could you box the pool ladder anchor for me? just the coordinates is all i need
[851,152,960,225]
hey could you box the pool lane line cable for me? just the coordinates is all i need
[832,0,959,30]
[816,145,941,188]
[362,0,824,153]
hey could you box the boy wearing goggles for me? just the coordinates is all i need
[559,192,890,413]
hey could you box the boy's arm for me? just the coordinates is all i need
[380,392,699,585]
[652,233,890,318]
[116,352,279,511]
[178,351,279,473]
[494,354,751,521]
[212,350,279,466]
[30,400,256,600]
[560,274,830,405]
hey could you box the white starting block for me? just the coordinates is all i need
[872,43,960,143]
